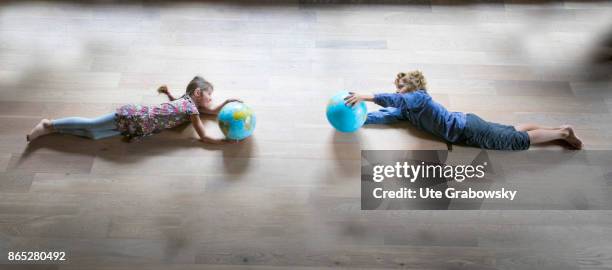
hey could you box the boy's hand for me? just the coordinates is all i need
[344,92,363,106]
[345,92,375,106]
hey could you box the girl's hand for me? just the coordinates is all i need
[199,137,223,145]
[157,85,177,101]
[344,92,363,106]
[222,138,241,144]
[157,85,170,94]
[199,137,239,145]
[200,137,242,145]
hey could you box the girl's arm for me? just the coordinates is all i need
[200,98,243,115]
[189,115,233,144]
[158,85,177,101]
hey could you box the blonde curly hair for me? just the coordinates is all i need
[396,70,427,92]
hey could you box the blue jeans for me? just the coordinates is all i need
[461,113,530,150]
[51,113,120,140]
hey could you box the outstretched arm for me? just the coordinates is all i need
[345,92,374,106]
[190,115,234,144]
[345,92,405,109]
[158,85,177,101]
[199,98,243,115]
[365,107,405,125]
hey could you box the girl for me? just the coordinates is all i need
[27,76,242,144]
[344,70,583,150]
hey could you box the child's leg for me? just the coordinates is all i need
[51,113,117,131]
[527,125,582,149]
[515,124,559,132]
[27,119,54,141]
[53,128,93,139]
[28,113,118,141]
[53,128,120,140]
[88,129,121,140]
[462,114,530,150]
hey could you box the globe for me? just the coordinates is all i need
[218,102,256,140]
[326,91,367,133]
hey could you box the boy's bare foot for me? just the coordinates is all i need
[27,119,53,142]
[560,125,583,149]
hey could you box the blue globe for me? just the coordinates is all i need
[218,102,256,140]
[326,91,367,133]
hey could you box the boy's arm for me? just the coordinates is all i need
[371,93,405,108]
[365,107,405,125]
[345,92,405,109]
[190,115,234,144]
[345,93,375,105]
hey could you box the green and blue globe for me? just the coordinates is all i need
[326,91,367,133]
[218,102,256,140]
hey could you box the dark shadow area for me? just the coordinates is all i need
[197,114,255,175]
[584,25,612,82]
[453,136,575,150]
[300,0,608,5]
[219,140,255,175]
[592,29,612,64]
[330,130,361,177]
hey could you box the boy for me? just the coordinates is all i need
[344,71,582,150]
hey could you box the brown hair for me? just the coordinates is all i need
[185,76,213,96]
[397,70,427,92]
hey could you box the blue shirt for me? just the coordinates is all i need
[365,90,466,143]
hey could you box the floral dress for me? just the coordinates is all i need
[115,95,200,140]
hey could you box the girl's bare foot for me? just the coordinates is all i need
[27,119,53,142]
[560,125,583,149]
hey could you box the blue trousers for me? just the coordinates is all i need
[461,113,530,150]
[51,113,120,140]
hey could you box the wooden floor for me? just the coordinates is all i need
[1,0,612,269]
